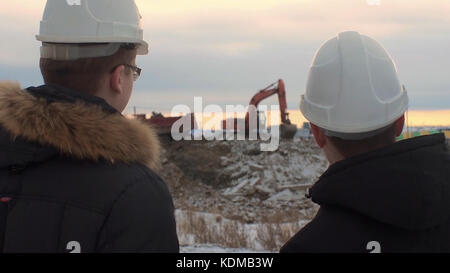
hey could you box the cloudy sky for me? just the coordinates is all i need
[0,0,449,124]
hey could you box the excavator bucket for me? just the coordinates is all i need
[280,123,298,139]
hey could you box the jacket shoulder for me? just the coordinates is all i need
[20,156,168,215]
[281,206,383,253]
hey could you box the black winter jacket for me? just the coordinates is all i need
[281,133,450,253]
[0,82,179,253]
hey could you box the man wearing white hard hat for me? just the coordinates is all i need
[281,31,450,253]
[0,0,179,252]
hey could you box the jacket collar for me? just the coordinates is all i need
[27,84,118,114]
[320,133,446,179]
[0,81,160,170]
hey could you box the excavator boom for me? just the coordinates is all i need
[246,79,291,125]
[223,79,297,139]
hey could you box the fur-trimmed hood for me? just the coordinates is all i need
[0,81,160,170]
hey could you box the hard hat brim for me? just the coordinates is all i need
[300,92,409,134]
[36,35,149,55]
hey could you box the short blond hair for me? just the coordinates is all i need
[40,45,137,94]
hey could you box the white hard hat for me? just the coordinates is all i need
[36,0,149,60]
[300,31,408,139]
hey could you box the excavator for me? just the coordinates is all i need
[222,79,298,139]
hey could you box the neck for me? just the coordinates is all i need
[324,145,346,165]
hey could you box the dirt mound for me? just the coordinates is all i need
[159,138,328,223]
[163,140,232,188]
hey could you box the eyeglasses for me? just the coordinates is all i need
[123,64,142,81]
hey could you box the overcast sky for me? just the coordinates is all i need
[0,0,449,115]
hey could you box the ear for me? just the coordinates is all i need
[110,65,126,95]
[310,123,327,148]
[394,115,405,137]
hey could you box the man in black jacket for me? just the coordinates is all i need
[0,0,179,253]
[281,31,450,253]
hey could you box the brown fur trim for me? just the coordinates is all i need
[0,81,160,170]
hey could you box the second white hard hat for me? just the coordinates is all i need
[300,31,408,138]
[36,0,149,59]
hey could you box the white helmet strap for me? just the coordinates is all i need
[40,43,122,61]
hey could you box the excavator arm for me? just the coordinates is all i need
[245,79,290,125]
[223,79,297,139]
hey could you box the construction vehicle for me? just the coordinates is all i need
[222,79,298,139]
[135,112,197,137]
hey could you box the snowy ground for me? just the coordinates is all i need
[181,245,271,253]
[160,137,327,252]
[175,209,309,252]
[217,138,327,208]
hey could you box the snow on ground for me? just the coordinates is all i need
[210,138,328,216]
[217,138,327,200]
[181,245,271,253]
[161,137,326,252]
[176,209,309,252]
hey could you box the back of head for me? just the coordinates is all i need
[326,123,399,158]
[40,45,137,95]
[300,31,409,159]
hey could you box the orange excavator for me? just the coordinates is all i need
[222,79,298,139]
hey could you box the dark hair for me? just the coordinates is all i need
[327,123,398,158]
[40,45,137,94]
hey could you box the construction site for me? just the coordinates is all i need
[132,80,450,252]
[1,0,450,256]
